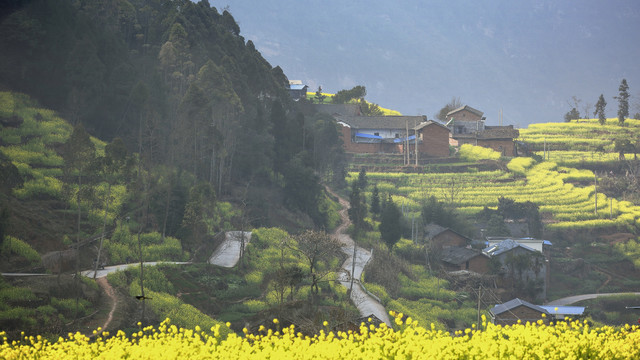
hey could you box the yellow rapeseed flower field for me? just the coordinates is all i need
[2,313,639,359]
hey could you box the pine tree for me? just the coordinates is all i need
[348,180,366,234]
[370,185,380,217]
[615,79,630,126]
[357,167,368,190]
[379,200,402,250]
[594,94,607,125]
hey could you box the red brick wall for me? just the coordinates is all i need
[432,230,468,250]
[418,124,450,157]
[442,255,488,274]
[468,255,489,274]
[477,139,516,156]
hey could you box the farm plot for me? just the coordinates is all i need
[350,159,640,230]
[518,118,640,152]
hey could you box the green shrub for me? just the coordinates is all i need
[0,307,37,328]
[1,236,40,265]
[140,289,230,338]
[51,297,90,318]
[459,144,501,161]
[0,287,37,304]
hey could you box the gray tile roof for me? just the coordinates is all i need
[477,126,519,139]
[440,247,486,265]
[483,239,537,257]
[490,298,548,316]
[336,115,432,130]
[447,105,484,118]
[314,104,361,116]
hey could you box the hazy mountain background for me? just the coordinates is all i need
[217,0,640,127]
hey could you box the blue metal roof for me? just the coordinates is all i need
[289,84,307,90]
[355,133,383,139]
[393,135,416,143]
[539,306,585,316]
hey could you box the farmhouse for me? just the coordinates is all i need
[335,115,450,157]
[425,224,472,251]
[491,298,586,325]
[440,247,490,274]
[288,80,308,101]
[483,239,548,300]
[445,105,519,156]
[490,298,549,325]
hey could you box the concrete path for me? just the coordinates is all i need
[329,187,391,326]
[546,292,640,306]
[209,231,252,267]
[1,273,52,277]
[80,261,191,279]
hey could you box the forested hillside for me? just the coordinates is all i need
[0,0,349,337]
[0,0,346,236]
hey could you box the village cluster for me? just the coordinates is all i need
[289,81,586,325]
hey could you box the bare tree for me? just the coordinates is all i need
[436,97,463,122]
[293,230,343,302]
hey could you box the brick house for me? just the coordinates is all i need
[446,105,485,123]
[445,105,519,156]
[490,298,549,326]
[440,247,490,273]
[335,115,450,157]
[425,224,472,251]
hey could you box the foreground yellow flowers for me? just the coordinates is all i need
[2,314,639,359]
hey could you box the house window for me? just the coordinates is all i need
[465,261,469,270]
[395,133,399,138]
[374,132,380,136]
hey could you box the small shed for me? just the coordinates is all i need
[490,298,549,326]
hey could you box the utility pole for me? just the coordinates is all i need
[610,198,613,219]
[405,121,409,165]
[594,173,598,215]
[477,285,482,328]
[414,119,418,166]
[350,245,357,294]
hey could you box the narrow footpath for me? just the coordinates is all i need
[329,187,391,326]
[94,277,117,335]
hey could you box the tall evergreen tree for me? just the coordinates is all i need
[357,167,368,190]
[594,94,607,125]
[615,79,630,126]
[379,200,402,250]
[370,185,380,217]
[348,180,366,234]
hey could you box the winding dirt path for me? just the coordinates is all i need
[327,187,391,326]
[95,277,117,335]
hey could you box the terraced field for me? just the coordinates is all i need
[350,117,640,231]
